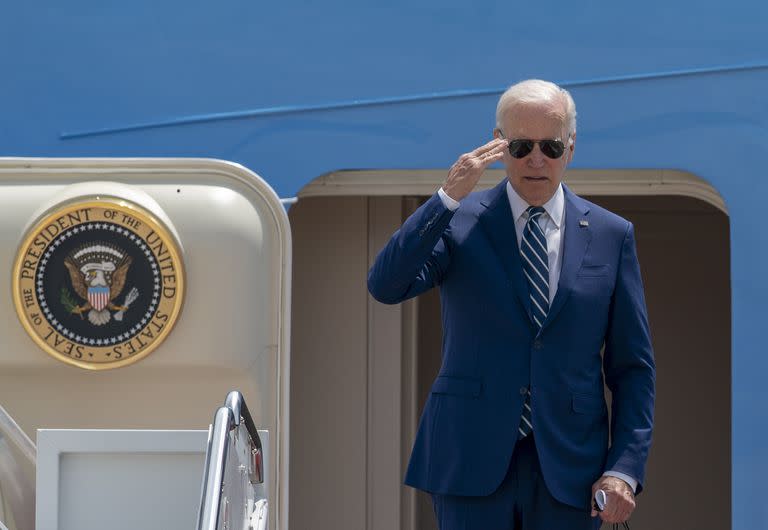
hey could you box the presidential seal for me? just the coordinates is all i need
[12,198,185,370]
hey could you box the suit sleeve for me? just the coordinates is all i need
[603,222,656,494]
[367,192,455,305]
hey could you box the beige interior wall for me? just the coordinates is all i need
[288,193,731,530]
[288,196,369,530]
[288,196,409,530]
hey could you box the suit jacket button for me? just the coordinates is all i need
[533,340,543,350]
[519,386,528,395]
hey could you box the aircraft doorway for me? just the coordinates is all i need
[288,175,730,530]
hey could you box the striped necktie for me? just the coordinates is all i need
[518,206,549,439]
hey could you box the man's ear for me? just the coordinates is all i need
[567,132,576,163]
[493,128,502,139]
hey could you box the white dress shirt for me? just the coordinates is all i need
[437,184,638,494]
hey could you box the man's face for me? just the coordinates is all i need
[494,100,575,206]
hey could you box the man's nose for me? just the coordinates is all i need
[526,144,546,167]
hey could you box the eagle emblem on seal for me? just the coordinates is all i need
[62,243,139,326]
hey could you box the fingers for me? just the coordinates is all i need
[462,138,508,167]
[470,137,507,157]
[599,489,635,525]
[616,490,635,521]
[442,138,508,201]
[479,148,505,167]
[591,477,635,525]
[475,141,508,168]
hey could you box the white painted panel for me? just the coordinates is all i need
[36,430,208,530]
[59,452,204,530]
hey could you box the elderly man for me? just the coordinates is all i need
[368,79,655,529]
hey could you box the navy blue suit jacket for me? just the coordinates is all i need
[367,181,655,509]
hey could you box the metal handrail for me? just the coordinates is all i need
[196,407,233,530]
[196,391,264,530]
[0,405,35,466]
[224,391,263,484]
[0,405,36,530]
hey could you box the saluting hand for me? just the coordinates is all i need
[442,138,508,202]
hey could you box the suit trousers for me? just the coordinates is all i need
[431,435,602,530]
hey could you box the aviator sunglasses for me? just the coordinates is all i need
[498,131,568,159]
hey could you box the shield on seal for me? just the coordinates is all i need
[87,286,110,311]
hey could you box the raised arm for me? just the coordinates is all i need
[368,138,507,304]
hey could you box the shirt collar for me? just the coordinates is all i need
[505,181,564,229]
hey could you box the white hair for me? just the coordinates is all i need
[495,79,577,135]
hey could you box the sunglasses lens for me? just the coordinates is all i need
[508,140,534,158]
[540,140,565,159]
[507,139,565,159]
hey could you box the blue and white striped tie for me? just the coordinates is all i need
[518,206,549,439]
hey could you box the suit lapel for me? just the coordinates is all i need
[542,186,591,330]
[479,180,533,325]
